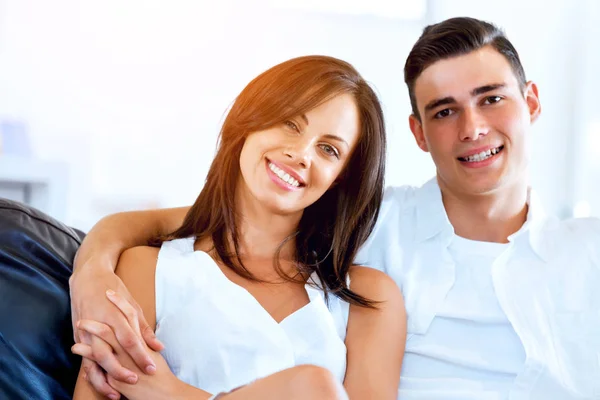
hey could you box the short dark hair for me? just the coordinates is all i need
[404,17,527,120]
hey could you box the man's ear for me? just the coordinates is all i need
[409,114,429,152]
[524,81,541,123]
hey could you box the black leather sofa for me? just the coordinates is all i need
[0,198,83,399]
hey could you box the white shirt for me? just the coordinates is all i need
[356,178,600,400]
[404,235,525,399]
[154,238,349,394]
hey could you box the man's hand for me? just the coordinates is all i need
[73,318,183,400]
[69,259,164,399]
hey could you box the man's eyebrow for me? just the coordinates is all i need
[471,83,506,96]
[425,97,456,112]
[424,83,507,113]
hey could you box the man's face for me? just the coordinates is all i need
[409,46,541,196]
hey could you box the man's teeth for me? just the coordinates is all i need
[463,147,502,162]
[268,162,300,187]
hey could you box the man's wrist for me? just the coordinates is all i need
[70,254,115,286]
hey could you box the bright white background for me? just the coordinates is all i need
[0,0,598,230]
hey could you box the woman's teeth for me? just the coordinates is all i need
[461,146,503,162]
[268,162,300,187]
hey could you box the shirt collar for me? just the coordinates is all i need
[414,177,554,262]
[509,189,555,262]
[414,178,453,242]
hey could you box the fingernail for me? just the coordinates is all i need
[145,364,156,374]
[76,320,81,328]
[127,375,138,384]
[108,394,118,400]
[106,289,115,296]
[83,372,87,380]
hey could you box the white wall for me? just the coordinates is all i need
[0,0,432,229]
[0,0,597,229]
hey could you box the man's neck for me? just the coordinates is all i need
[438,178,529,243]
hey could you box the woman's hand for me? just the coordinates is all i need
[73,318,181,400]
[69,260,164,398]
[73,290,181,400]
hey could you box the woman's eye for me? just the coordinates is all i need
[320,144,340,158]
[284,120,299,132]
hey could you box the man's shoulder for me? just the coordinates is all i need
[541,217,600,263]
[552,216,600,239]
[381,184,420,211]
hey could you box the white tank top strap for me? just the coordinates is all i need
[155,237,202,326]
[159,236,195,254]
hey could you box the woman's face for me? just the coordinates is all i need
[238,93,361,216]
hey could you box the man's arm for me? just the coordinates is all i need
[343,266,406,399]
[69,206,189,399]
[72,206,189,274]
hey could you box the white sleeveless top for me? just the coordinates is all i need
[154,238,350,394]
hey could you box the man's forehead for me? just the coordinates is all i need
[415,46,517,103]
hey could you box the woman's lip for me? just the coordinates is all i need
[265,160,303,191]
[266,159,306,186]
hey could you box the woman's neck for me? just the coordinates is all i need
[233,187,302,262]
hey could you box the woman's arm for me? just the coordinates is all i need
[343,266,406,399]
[69,207,189,398]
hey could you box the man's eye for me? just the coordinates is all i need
[434,109,454,119]
[484,96,502,105]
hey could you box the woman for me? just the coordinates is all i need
[71,55,405,399]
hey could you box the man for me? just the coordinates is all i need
[70,17,600,399]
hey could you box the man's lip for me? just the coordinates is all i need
[457,145,503,159]
[266,159,306,185]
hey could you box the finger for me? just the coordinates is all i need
[79,328,92,345]
[84,359,121,400]
[77,320,120,349]
[106,290,142,338]
[95,314,158,376]
[71,343,93,359]
[72,342,138,385]
[141,321,164,352]
[103,291,159,374]
[72,309,80,343]
[80,316,157,375]
[69,277,80,343]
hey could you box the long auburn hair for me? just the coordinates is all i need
[154,55,386,307]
